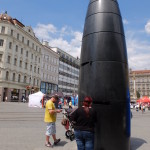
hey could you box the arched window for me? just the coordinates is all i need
[6,71,9,80]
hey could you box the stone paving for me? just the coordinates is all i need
[0,102,150,150]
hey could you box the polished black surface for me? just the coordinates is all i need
[81,32,127,64]
[78,62,129,104]
[87,0,120,17]
[78,0,130,149]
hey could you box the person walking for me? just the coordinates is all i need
[44,95,62,147]
[71,96,97,150]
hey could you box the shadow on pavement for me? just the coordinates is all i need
[131,137,147,150]
[56,140,68,147]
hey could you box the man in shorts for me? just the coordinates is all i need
[44,95,62,147]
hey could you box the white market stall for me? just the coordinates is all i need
[28,91,45,108]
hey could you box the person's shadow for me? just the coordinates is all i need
[54,141,68,147]
[130,137,147,150]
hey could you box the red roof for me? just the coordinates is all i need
[131,70,150,74]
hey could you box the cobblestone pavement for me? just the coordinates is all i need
[0,102,150,150]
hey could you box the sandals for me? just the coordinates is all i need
[45,142,53,148]
[54,139,61,145]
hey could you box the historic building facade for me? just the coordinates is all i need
[52,47,80,96]
[0,12,42,102]
[40,41,59,94]
[129,69,150,102]
[0,12,80,102]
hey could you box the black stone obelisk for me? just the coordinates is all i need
[78,0,130,149]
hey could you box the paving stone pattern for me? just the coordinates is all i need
[0,102,150,150]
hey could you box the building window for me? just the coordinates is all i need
[0,54,2,62]
[21,48,23,54]
[18,74,21,82]
[0,39,4,46]
[17,33,19,40]
[34,66,36,73]
[7,56,11,63]
[25,62,28,69]
[36,46,38,51]
[6,71,9,80]
[39,58,40,63]
[1,26,5,34]
[35,56,37,61]
[33,78,35,85]
[62,54,65,58]
[19,60,22,67]
[22,37,24,43]
[24,76,26,83]
[27,40,29,46]
[14,58,17,66]
[32,43,34,49]
[30,65,32,71]
[38,68,39,74]
[9,42,12,49]
[26,51,28,57]
[16,45,18,52]
[12,73,15,81]
[11,30,13,36]
[37,80,39,86]
[29,77,31,83]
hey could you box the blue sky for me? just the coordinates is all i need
[1,0,150,70]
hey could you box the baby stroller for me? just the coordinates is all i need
[61,108,75,141]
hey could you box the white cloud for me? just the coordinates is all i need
[126,31,150,70]
[145,21,150,34]
[33,23,82,58]
[34,23,57,40]
[34,23,150,70]
[123,19,129,25]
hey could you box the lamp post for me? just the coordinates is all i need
[133,73,137,99]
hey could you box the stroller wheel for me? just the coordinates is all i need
[65,130,72,138]
[70,134,75,141]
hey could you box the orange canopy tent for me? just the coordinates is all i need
[136,96,150,103]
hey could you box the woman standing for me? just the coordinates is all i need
[71,96,97,150]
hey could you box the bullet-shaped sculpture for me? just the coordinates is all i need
[78,0,130,150]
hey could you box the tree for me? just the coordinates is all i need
[136,91,140,99]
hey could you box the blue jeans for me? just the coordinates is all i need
[74,130,94,150]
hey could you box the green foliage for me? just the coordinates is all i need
[136,91,140,99]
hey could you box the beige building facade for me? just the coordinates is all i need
[0,12,42,102]
[0,12,80,101]
[129,69,150,102]
[40,41,59,94]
